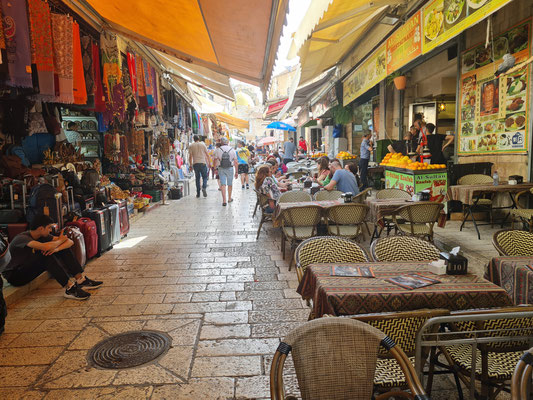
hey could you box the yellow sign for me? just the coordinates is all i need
[343,44,386,106]
[422,0,513,54]
[387,11,422,75]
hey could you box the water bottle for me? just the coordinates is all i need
[493,170,499,186]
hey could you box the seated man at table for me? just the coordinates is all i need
[1,215,103,300]
[324,160,360,194]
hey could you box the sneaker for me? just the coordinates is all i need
[246,184,249,189]
[242,185,245,189]
[64,284,91,300]
[202,188,207,197]
[78,276,103,290]
[196,193,200,198]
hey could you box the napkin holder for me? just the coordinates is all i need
[341,192,353,203]
[509,175,523,184]
[439,251,468,275]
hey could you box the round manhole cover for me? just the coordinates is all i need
[87,330,172,369]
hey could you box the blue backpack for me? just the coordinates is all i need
[26,184,60,226]
[5,145,31,167]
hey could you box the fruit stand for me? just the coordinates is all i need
[336,151,357,167]
[380,153,448,202]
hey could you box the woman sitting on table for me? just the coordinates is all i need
[314,156,330,186]
[255,165,280,213]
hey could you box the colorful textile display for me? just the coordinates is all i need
[143,60,154,107]
[51,13,74,103]
[0,4,5,50]
[81,35,94,107]
[92,42,105,112]
[127,52,137,97]
[27,0,54,98]
[100,31,125,124]
[136,55,148,108]
[72,22,87,105]
[2,0,33,87]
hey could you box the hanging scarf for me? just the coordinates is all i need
[136,55,148,108]
[51,13,74,103]
[27,0,54,98]
[92,42,105,112]
[72,22,86,105]
[2,0,32,88]
[100,31,125,124]
[81,35,94,107]
[127,52,137,97]
[143,60,154,107]
[151,66,159,112]
[0,4,5,51]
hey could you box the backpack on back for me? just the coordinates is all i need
[220,148,232,169]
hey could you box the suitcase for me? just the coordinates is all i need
[82,208,112,256]
[105,204,120,245]
[64,226,86,268]
[0,181,27,223]
[117,200,129,237]
[66,217,98,260]
[169,187,182,200]
[26,183,63,229]
[0,223,28,241]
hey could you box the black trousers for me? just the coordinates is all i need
[4,248,83,287]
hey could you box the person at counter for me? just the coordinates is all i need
[325,160,359,195]
[387,125,418,157]
[442,132,455,161]
[359,131,372,189]
[426,123,447,165]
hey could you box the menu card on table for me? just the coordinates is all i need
[385,274,441,290]
[330,266,375,277]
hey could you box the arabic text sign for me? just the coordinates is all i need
[387,11,422,75]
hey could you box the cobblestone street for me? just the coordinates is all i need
[0,184,509,399]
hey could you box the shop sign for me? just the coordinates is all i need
[385,170,447,201]
[422,0,513,54]
[312,86,338,118]
[458,19,531,155]
[343,43,387,106]
[386,11,423,75]
[297,106,310,127]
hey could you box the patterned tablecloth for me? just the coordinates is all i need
[485,257,533,305]
[364,198,412,223]
[273,200,343,226]
[297,263,513,317]
[446,183,533,206]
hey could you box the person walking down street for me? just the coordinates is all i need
[298,136,307,154]
[282,137,297,166]
[214,137,238,206]
[359,131,373,189]
[189,135,210,198]
[236,141,251,189]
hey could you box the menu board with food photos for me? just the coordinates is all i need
[458,19,531,155]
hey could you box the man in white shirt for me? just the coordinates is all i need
[214,137,238,206]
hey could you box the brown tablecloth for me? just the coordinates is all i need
[273,200,343,226]
[447,183,533,205]
[485,257,533,305]
[297,263,512,317]
[364,198,412,223]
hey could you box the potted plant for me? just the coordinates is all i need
[387,71,406,90]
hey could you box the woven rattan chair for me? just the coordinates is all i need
[280,205,323,270]
[253,189,260,218]
[346,309,449,399]
[279,190,312,203]
[436,306,533,400]
[375,188,412,200]
[294,236,369,282]
[392,202,444,242]
[511,188,533,232]
[256,191,274,240]
[511,347,533,400]
[370,236,441,262]
[353,187,372,204]
[270,317,428,400]
[458,174,495,227]
[492,229,533,256]
[314,190,342,201]
[326,203,369,241]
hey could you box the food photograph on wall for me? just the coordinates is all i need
[458,19,531,154]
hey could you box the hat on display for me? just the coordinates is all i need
[220,137,229,144]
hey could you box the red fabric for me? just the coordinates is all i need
[72,22,87,105]
[92,43,105,112]
[299,140,307,152]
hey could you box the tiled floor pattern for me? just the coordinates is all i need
[0,184,510,399]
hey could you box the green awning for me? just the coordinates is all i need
[302,119,318,128]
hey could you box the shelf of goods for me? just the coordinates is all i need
[384,166,448,203]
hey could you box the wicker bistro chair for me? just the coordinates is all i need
[353,187,372,204]
[270,317,429,400]
[370,236,441,262]
[417,306,533,400]
[492,229,533,256]
[256,191,274,240]
[253,188,261,218]
[458,173,495,227]
[376,188,412,200]
[313,190,342,201]
[511,188,533,232]
[344,309,450,399]
[511,347,533,400]
[279,190,312,203]
[280,205,323,271]
[392,202,444,242]
[325,203,369,241]
[294,236,369,282]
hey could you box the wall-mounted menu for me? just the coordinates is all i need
[458,19,531,155]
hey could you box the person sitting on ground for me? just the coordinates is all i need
[255,165,280,213]
[324,160,360,194]
[314,156,330,186]
[345,162,362,188]
[1,215,103,300]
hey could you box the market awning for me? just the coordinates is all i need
[214,112,250,130]
[289,0,404,84]
[265,98,289,117]
[85,0,289,91]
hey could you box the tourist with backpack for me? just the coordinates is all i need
[214,137,238,206]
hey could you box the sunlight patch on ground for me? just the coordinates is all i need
[114,236,147,249]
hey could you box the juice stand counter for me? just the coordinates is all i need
[384,166,448,202]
